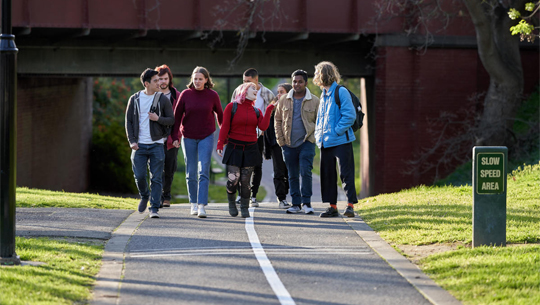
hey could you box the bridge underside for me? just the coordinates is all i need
[16,28,375,77]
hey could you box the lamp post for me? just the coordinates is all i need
[0,0,20,265]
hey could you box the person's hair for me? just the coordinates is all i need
[291,69,308,82]
[140,68,159,87]
[187,66,214,89]
[313,61,341,88]
[155,64,174,87]
[243,68,258,79]
[278,83,292,93]
[233,82,256,104]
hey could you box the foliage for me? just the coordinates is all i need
[90,78,140,194]
[1,237,103,305]
[16,187,138,209]
[509,1,540,42]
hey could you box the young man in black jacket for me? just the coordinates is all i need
[125,68,175,218]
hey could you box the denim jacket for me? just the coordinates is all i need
[314,82,356,148]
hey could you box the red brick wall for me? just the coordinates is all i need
[17,77,93,192]
[373,47,539,194]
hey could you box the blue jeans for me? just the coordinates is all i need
[282,141,316,206]
[131,143,165,212]
[181,133,214,205]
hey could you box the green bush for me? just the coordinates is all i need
[90,78,139,194]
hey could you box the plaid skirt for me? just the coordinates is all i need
[222,138,262,168]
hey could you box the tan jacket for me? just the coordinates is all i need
[274,88,320,147]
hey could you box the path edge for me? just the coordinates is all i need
[344,217,462,305]
[91,211,146,305]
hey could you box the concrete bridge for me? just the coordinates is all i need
[10,0,539,196]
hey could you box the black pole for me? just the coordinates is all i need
[0,0,20,265]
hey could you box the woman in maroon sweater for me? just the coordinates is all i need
[171,66,223,218]
[217,82,275,218]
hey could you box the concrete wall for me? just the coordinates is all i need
[372,47,539,194]
[16,77,93,192]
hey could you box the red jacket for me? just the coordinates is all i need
[217,100,275,150]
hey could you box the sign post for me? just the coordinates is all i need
[472,146,507,247]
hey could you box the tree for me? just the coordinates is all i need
[508,1,540,42]
[375,0,531,147]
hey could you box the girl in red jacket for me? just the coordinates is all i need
[217,82,275,218]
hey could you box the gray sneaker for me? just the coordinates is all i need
[286,205,302,214]
[278,200,291,209]
[251,197,259,207]
[149,211,160,218]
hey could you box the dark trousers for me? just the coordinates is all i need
[161,146,179,202]
[250,135,264,198]
[320,142,358,205]
[269,144,289,201]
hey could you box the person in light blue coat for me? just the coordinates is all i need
[313,61,357,218]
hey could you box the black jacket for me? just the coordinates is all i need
[125,91,175,145]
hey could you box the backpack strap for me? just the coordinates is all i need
[228,103,238,135]
[334,85,342,108]
[253,106,260,118]
[151,92,163,114]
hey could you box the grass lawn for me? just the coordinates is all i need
[357,161,540,304]
[16,187,138,209]
[1,237,103,305]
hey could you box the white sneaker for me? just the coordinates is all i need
[235,196,241,206]
[251,197,259,207]
[303,204,314,214]
[197,204,207,218]
[149,211,160,218]
[278,200,291,209]
[286,206,302,214]
[190,203,198,215]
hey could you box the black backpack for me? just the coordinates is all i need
[229,102,260,134]
[334,85,365,132]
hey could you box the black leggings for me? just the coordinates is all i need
[226,165,254,199]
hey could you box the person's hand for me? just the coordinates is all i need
[217,149,223,157]
[148,112,159,121]
[173,140,180,148]
[130,143,139,150]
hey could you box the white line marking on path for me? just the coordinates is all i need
[245,207,296,305]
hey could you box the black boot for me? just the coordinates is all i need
[240,198,250,218]
[228,192,238,217]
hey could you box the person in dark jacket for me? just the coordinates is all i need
[125,68,175,218]
[264,83,291,209]
[155,64,182,208]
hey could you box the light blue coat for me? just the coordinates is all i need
[314,82,356,148]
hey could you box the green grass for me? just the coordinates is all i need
[1,237,103,305]
[357,161,540,304]
[16,187,138,209]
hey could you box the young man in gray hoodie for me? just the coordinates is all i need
[125,68,175,218]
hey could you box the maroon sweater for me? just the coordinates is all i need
[217,100,275,150]
[171,88,223,140]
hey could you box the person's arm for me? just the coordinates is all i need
[125,95,138,149]
[213,91,224,129]
[157,94,175,126]
[334,87,356,136]
[274,97,286,147]
[217,103,233,151]
[171,91,186,142]
[257,104,275,131]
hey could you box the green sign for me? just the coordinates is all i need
[476,152,505,194]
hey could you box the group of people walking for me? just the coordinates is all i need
[125,61,358,219]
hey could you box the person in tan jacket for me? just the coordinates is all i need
[274,70,320,214]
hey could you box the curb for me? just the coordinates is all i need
[91,211,147,305]
[344,216,462,305]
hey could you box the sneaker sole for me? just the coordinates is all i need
[304,210,314,214]
[198,215,207,218]
[343,213,355,217]
[286,210,301,214]
[319,213,339,217]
